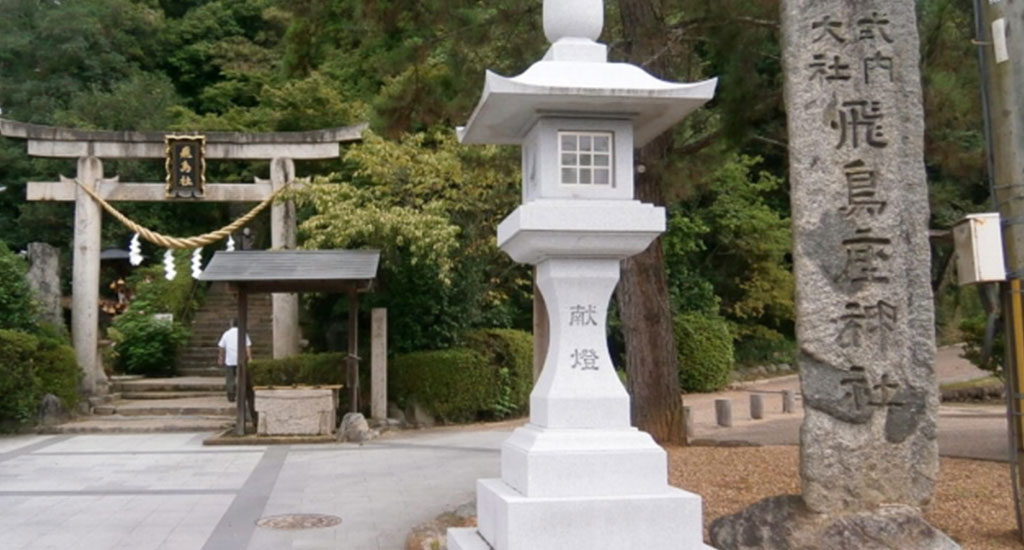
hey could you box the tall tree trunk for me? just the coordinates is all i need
[616,0,686,445]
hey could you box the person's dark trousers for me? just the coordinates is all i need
[224,366,237,402]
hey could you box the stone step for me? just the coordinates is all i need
[43,416,235,434]
[112,376,226,393]
[88,393,121,407]
[177,368,223,378]
[98,397,235,416]
[120,390,223,400]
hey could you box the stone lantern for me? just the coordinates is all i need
[449,1,717,549]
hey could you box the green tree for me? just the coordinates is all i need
[292,129,529,352]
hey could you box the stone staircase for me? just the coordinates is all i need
[49,376,235,433]
[47,283,274,434]
[177,281,273,376]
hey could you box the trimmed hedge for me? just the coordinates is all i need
[0,329,81,430]
[247,328,534,423]
[675,312,734,393]
[249,353,347,386]
[390,348,495,423]
[463,329,533,418]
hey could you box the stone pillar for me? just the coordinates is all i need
[530,259,630,428]
[270,157,300,359]
[785,0,939,515]
[370,308,387,421]
[26,242,62,329]
[711,1,958,547]
[72,157,106,395]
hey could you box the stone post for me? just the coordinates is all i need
[26,242,62,329]
[782,390,795,414]
[682,405,693,442]
[370,308,387,421]
[749,394,764,420]
[715,399,732,428]
[270,157,300,359]
[710,1,958,548]
[72,157,107,395]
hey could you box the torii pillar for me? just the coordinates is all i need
[270,157,300,358]
[72,156,107,394]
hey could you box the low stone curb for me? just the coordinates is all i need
[203,429,336,446]
[940,383,1004,403]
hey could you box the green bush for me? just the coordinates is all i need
[35,335,81,410]
[249,353,348,386]
[390,348,496,422]
[675,312,734,393]
[463,329,533,418]
[105,257,199,378]
[108,308,188,377]
[0,329,81,430]
[126,258,202,319]
[0,330,41,427]
[0,241,40,332]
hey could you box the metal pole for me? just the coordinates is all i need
[974,0,1024,537]
[1006,281,1024,536]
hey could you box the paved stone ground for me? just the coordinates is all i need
[0,428,509,550]
[0,345,1005,550]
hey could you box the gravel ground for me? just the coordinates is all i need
[668,445,1024,550]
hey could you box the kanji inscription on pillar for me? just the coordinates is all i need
[785,0,939,515]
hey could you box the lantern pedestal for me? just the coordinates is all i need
[448,201,713,550]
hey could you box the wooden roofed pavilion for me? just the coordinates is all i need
[199,250,380,436]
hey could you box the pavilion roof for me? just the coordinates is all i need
[198,250,380,293]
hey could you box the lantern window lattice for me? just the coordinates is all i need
[559,131,612,186]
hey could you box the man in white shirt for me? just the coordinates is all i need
[217,319,251,402]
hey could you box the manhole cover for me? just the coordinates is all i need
[256,514,342,530]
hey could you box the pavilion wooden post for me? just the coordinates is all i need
[347,289,359,413]
[235,287,248,436]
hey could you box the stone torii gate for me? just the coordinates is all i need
[0,118,366,396]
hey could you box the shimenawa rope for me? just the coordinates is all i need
[71,178,288,249]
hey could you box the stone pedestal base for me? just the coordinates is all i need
[448,424,712,550]
[710,496,960,550]
[254,388,335,436]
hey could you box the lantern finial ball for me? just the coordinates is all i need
[543,0,603,43]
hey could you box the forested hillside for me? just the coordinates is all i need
[0,0,987,379]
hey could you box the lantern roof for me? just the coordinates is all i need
[457,0,716,147]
